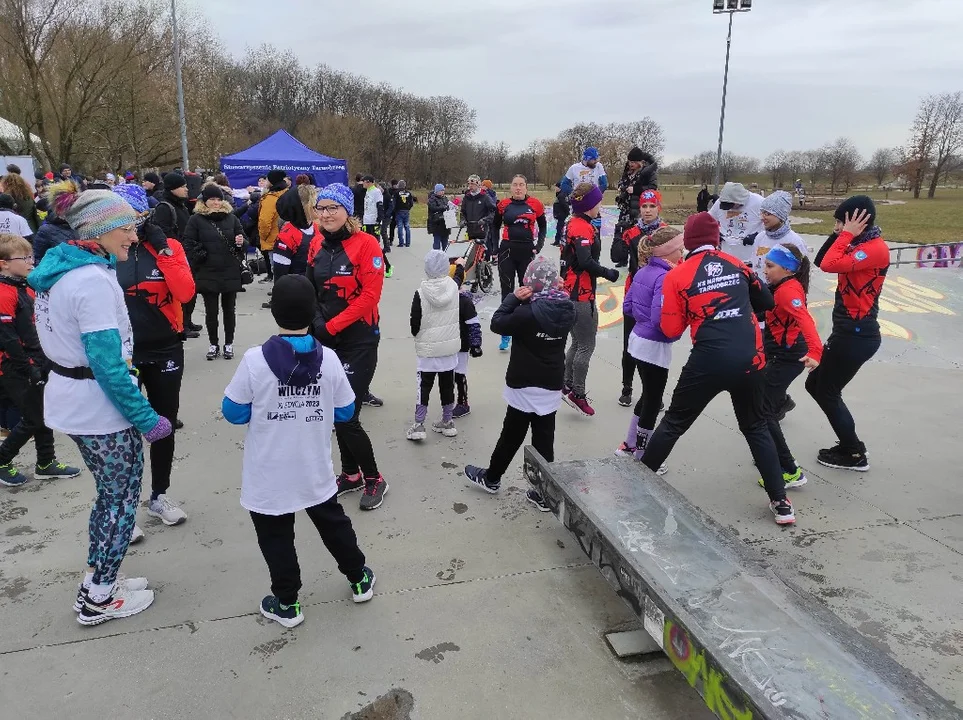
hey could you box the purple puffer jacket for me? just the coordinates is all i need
[623,258,682,343]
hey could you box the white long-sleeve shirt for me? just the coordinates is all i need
[708,193,765,264]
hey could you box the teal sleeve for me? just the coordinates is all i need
[81,329,160,434]
[334,402,355,423]
[222,396,252,424]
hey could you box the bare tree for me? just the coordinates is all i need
[926,91,963,198]
[867,148,896,187]
[823,137,862,195]
[802,148,826,189]
[905,94,940,198]
[763,150,786,189]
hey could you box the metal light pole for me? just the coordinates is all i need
[171,0,189,170]
[712,0,752,194]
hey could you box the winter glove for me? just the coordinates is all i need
[143,223,170,254]
[144,416,173,443]
[469,346,483,358]
[604,267,621,283]
[742,232,758,247]
[312,319,336,347]
[28,364,48,387]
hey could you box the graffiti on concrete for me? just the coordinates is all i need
[916,242,963,268]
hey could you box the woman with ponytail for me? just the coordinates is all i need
[30,183,173,625]
[760,243,821,490]
[616,227,685,471]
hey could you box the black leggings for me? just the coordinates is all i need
[334,343,380,478]
[201,292,237,345]
[417,370,455,407]
[642,361,786,502]
[805,332,880,452]
[455,373,469,405]
[764,356,804,473]
[0,374,55,466]
[633,361,669,429]
[498,243,535,301]
[261,248,274,279]
[250,494,366,606]
[488,406,556,484]
[622,315,641,389]
[136,345,184,497]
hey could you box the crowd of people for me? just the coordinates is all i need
[0,146,891,626]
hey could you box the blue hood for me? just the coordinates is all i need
[28,242,113,293]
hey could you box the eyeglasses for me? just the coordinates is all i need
[5,256,33,263]
[316,205,344,215]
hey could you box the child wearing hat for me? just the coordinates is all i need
[464,256,576,511]
[222,274,375,628]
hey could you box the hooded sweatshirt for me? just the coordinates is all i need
[28,242,162,436]
[222,334,356,515]
[410,275,461,364]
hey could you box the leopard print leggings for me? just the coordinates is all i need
[70,427,144,586]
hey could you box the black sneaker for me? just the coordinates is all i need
[775,395,796,422]
[350,566,376,603]
[261,302,272,309]
[464,465,500,494]
[618,386,632,407]
[362,392,384,408]
[34,460,82,479]
[817,449,870,472]
[259,595,304,628]
[360,475,388,510]
[184,329,200,339]
[174,419,184,430]
[187,322,204,332]
[206,344,219,361]
[526,489,551,512]
[336,472,364,497]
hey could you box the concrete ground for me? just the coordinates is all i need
[2,228,959,717]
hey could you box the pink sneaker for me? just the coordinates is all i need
[564,391,595,417]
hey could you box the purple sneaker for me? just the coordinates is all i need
[452,403,471,419]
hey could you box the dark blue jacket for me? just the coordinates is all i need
[32,217,75,264]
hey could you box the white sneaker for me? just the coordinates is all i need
[74,575,149,612]
[656,463,668,476]
[130,525,145,544]
[432,420,458,437]
[146,494,187,526]
[406,423,427,441]
[77,586,154,626]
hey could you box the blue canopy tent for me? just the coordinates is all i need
[220,130,348,189]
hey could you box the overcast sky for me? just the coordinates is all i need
[191,0,957,162]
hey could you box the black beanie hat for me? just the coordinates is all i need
[834,195,876,227]
[201,184,225,203]
[627,147,644,162]
[271,275,317,330]
[267,169,287,186]
[144,172,161,185]
[164,172,187,191]
[0,193,14,210]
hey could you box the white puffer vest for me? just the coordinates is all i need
[415,277,461,358]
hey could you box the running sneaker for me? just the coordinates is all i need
[362,392,384,408]
[431,420,458,437]
[77,586,154,626]
[775,395,796,422]
[360,475,388,510]
[770,498,796,525]
[184,328,200,338]
[618,387,633,407]
[615,443,636,457]
[74,575,149,612]
[385,267,393,279]
[0,463,29,487]
[817,449,870,472]
[130,525,145,544]
[758,468,809,490]
[223,344,234,360]
[350,566,376,603]
[174,419,184,430]
[261,302,272,309]
[187,322,204,332]
[259,595,304,628]
[206,344,219,361]
[337,472,364,497]
[146,494,188,525]
[406,423,427,441]
[452,403,471,419]
[498,336,510,352]
[526,489,550,512]
[464,465,500,494]
[564,391,596,417]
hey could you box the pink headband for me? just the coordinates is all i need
[651,233,685,258]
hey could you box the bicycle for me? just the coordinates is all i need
[449,223,496,297]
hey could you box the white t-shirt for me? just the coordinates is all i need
[35,264,136,435]
[224,344,355,515]
[749,227,809,277]
[708,194,765,264]
[363,187,384,225]
[504,386,562,416]
[565,162,606,190]
[0,210,32,237]
[627,335,673,370]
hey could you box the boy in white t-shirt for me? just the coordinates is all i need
[222,274,375,628]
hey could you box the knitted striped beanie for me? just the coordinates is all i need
[49,183,137,240]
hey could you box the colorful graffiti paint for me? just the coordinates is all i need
[916,242,963,269]
[664,619,754,720]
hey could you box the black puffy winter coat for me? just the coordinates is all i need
[182,197,249,294]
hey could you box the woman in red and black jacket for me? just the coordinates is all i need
[638,212,797,526]
[559,183,619,417]
[114,185,195,525]
[806,196,889,472]
[307,184,387,511]
[761,244,822,490]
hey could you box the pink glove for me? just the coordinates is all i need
[144,416,173,443]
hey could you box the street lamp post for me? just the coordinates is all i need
[171,0,189,170]
[712,0,752,194]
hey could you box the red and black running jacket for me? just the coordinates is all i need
[561,214,607,303]
[273,221,317,278]
[0,275,43,378]
[816,231,889,337]
[661,248,773,372]
[307,228,384,348]
[620,220,667,292]
[764,277,823,362]
[492,196,547,252]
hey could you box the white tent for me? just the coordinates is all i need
[0,116,43,154]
